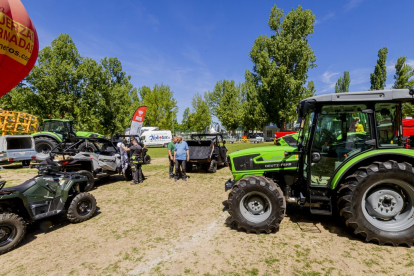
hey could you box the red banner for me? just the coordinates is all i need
[0,0,39,97]
[129,106,147,137]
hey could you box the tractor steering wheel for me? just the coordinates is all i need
[321,129,337,144]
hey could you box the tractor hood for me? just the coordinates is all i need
[228,145,299,181]
[76,131,105,139]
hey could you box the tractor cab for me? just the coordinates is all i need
[296,89,410,187]
[42,119,76,141]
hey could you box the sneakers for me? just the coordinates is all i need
[174,178,178,182]
[130,182,138,185]
[183,176,187,181]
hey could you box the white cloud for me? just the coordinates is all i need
[345,0,364,11]
[315,12,335,25]
[320,70,340,93]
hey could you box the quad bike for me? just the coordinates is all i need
[0,158,97,254]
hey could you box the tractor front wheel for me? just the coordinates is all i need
[338,161,414,246]
[228,176,285,234]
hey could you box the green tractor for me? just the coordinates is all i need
[33,119,104,156]
[225,89,414,246]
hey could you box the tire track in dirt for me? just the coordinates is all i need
[128,212,228,275]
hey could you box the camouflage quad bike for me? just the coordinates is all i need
[0,158,97,254]
[225,89,414,246]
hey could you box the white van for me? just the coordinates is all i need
[140,130,172,147]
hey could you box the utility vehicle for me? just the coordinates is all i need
[33,119,104,156]
[0,158,97,254]
[225,89,414,246]
[186,134,228,173]
[50,137,137,190]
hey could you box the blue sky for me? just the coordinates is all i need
[23,0,414,121]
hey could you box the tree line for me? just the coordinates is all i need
[2,5,413,136]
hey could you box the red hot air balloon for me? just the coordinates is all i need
[0,0,39,98]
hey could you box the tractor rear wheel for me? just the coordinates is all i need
[34,137,58,155]
[77,142,98,152]
[0,213,26,255]
[228,176,285,234]
[338,161,414,246]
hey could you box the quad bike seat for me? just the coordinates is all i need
[2,178,37,194]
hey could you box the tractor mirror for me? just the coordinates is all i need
[311,152,321,163]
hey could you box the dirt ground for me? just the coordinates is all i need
[1,158,414,276]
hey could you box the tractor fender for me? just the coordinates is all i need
[32,132,62,142]
[330,149,414,190]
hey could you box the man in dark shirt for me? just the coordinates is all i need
[121,139,144,185]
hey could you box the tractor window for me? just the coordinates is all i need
[375,103,403,147]
[309,104,373,186]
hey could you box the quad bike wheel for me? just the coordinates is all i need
[338,161,414,246]
[144,154,151,164]
[34,137,58,155]
[77,170,95,192]
[67,193,97,223]
[0,213,26,255]
[123,167,133,181]
[207,160,217,173]
[227,176,285,233]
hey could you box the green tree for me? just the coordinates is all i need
[181,107,193,132]
[241,71,267,132]
[191,93,211,133]
[393,56,414,89]
[370,47,388,90]
[207,80,242,134]
[335,71,351,93]
[139,84,177,129]
[248,5,316,130]
[393,56,414,117]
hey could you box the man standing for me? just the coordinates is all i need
[117,139,129,175]
[174,136,189,182]
[167,136,177,179]
[121,139,144,185]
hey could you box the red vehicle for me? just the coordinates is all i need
[403,118,414,136]
[274,131,296,144]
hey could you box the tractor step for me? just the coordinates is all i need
[310,209,332,215]
[309,188,332,216]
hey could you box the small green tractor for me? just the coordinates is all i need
[33,119,104,156]
[225,89,414,246]
[0,158,97,254]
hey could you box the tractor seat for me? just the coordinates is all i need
[2,178,37,194]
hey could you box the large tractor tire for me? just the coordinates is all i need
[337,161,414,246]
[77,170,95,192]
[0,213,26,255]
[34,137,58,155]
[67,193,97,223]
[227,176,285,234]
[77,142,98,152]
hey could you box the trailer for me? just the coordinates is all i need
[0,135,36,166]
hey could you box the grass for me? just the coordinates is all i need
[146,141,275,159]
